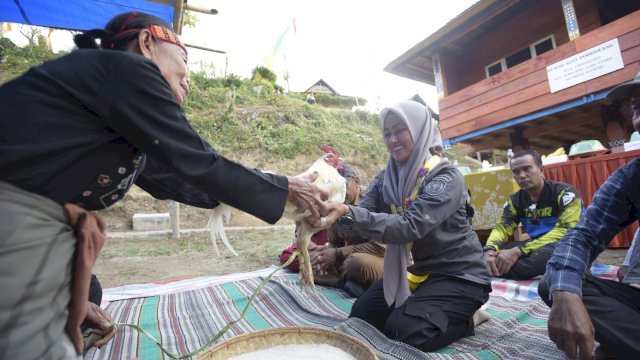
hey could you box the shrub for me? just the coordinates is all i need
[0,35,64,84]
[251,66,277,84]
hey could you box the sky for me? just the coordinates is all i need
[4,0,478,112]
[180,0,479,112]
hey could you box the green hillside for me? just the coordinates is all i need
[182,71,388,180]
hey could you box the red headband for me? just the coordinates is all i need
[109,13,187,54]
[149,24,187,54]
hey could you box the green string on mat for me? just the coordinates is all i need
[113,251,300,359]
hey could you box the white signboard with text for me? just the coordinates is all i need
[546,38,624,93]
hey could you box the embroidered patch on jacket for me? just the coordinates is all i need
[98,174,112,187]
[425,174,451,196]
[561,191,576,206]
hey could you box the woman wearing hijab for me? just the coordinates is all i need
[0,12,327,359]
[317,101,491,351]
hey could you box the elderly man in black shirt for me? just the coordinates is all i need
[0,12,328,359]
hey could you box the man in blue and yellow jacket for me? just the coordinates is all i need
[483,150,582,280]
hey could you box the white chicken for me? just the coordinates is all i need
[207,146,347,290]
[280,151,346,290]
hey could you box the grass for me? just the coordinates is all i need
[101,229,293,258]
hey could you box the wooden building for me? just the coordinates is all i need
[385,0,640,154]
[305,79,339,96]
[385,0,640,247]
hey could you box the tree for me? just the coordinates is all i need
[182,11,198,29]
[251,66,277,84]
[19,25,42,56]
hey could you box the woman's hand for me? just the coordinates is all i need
[286,172,329,218]
[305,202,349,233]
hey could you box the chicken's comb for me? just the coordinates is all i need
[322,152,341,169]
[321,145,341,158]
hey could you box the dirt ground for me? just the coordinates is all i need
[93,229,294,288]
[94,186,629,289]
[94,185,297,288]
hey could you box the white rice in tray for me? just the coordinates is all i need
[228,343,358,360]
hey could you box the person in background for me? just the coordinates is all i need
[483,150,582,279]
[306,92,316,104]
[312,101,490,351]
[313,164,386,297]
[0,12,328,360]
[540,72,640,360]
[279,220,331,273]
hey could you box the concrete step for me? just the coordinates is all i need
[132,213,170,231]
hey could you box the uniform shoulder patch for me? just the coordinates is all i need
[561,191,576,206]
[425,174,452,196]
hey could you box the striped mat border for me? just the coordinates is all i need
[86,274,567,360]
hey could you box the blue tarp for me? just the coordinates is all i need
[0,0,176,30]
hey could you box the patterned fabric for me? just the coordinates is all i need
[608,139,626,147]
[101,266,288,305]
[490,278,541,302]
[83,269,630,360]
[489,263,619,302]
[464,168,520,230]
[87,275,351,360]
[339,298,565,360]
[149,25,187,53]
[71,147,144,210]
[589,263,620,282]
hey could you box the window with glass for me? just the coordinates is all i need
[485,36,556,78]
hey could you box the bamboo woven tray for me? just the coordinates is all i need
[198,326,378,360]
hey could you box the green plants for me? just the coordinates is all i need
[251,65,277,84]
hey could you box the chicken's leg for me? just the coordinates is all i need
[296,223,315,291]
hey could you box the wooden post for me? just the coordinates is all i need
[147,0,218,34]
[225,56,229,79]
[182,42,226,54]
[170,201,180,239]
[184,3,218,15]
